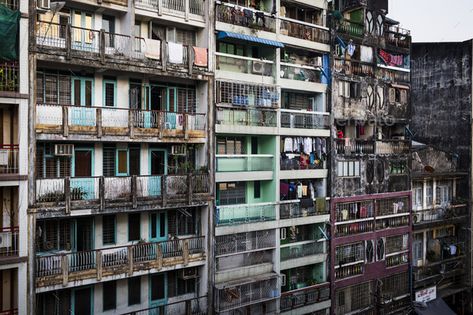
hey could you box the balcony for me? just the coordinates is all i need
[280,62,326,92]
[216,53,275,84]
[334,58,375,77]
[376,67,410,84]
[0,62,19,95]
[280,109,330,135]
[35,236,205,288]
[280,240,326,269]
[338,20,364,38]
[279,199,329,220]
[216,80,279,107]
[135,0,205,22]
[216,106,277,134]
[215,202,276,227]
[335,139,409,156]
[413,204,468,227]
[216,154,273,182]
[33,173,210,216]
[280,283,330,313]
[384,26,411,51]
[214,276,279,312]
[35,104,206,143]
[122,296,207,315]
[280,17,330,47]
[0,145,19,175]
[0,227,19,260]
[216,2,276,33]
[35,21,209,76]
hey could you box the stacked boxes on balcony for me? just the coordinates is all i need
[214,0,331,314]
[330,0,412,314]
[31,0,212,314]
[0,0,29,314]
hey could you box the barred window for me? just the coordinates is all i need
[104,81,115,107]
[217,182,246,206]
[102,215,116,245]
[36,219,71,252]
[36,143,71,178]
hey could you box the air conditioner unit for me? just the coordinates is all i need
[179,268,197,280]
[0,232,12,248]
[252,61,265,74]
[55,144,74,156]
[171,145,186,156]
[37,0,50,10]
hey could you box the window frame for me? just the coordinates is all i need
[128,213,141,242]
[102,280,117,311]
[102,214,116,245]
[103,79,117,107]
[128,276,141,306]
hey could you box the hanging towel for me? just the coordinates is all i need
[297,183,303,198]
[144,38,161,60]
[193,46,208,67]
[168,42,183,64]
[284,138,293,152]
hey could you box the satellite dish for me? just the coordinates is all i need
[424,165,435,173]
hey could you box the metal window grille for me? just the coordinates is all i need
[335,200,374,222]
[217,182,246,205]
[336,282,372,315]
[335,242,364,265]
[105,82,115,107]
[103,147,116,177]
[380,272,409,298]
[376,197,409,216]
[102,215,116,245]
[216,80,279,107]
[215,229,276,256]
[385,234,408,254]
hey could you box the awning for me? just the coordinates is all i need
[415,298,456,315]
[391,83,410,90]
[217,31,284,48]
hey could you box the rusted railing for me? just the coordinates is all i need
[35,173,210,209]
[280,17,329,44]
[334,59,374,77]
[36,236,205,284]
[385,26,411,49]
[335,138,375,155]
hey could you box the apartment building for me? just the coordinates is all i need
[330,0,412,314]
[411,40,473,314]
[0,0,29,315]
[29,0,213,314]
[411,144,469,314]
[213,0,331,314]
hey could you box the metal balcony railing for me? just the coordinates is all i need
[135,0,204,17]
[0,144,18,174]
[338,20,364,37]
[216,52,274,77]
[35,173,210,210]
[280,17,329,44]
[216,106,277,128]
[280,283,330,312]
[280,241,325,261]
[0,226,19,258]
[280,109,329,130]
[412,205,468,224]
[216,154,273,172]
[121,296,207,315]
[216,202,277,226]
[36,236,205,286]
[216,2,276,32]
[0,62,19,93]
[280,62,322,83]
[279,199,329,219]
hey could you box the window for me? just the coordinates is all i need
[128,213,141,241]
[390,161,407,174]
[414,186,423,207]
[426,184,433,206]
[217,137,245,155]
[36,72,72,104]
[104,80,116,107]
[376,238,385,261]
[254,181,261,199]
[436,184,451,205]
[103,281,116,311]
[36,143,71,178]
[338,81,361,99]
[103,146,116,177]
[365,240,374,263]
[102,215,116,245]
[337,161,360,177]
[150,274,166,301]
[36,219,71,252]
[128,277,141,306]
[217,182,246,205]
[176,209,196,235]
[117,149,128,175]
[218,42,245,56]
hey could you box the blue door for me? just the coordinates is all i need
[72,77,95,126]
[72,149,96,200]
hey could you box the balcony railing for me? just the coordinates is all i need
[216,106,277,128]
[280,283,330,312]
[135,0,205,17]
[0,144,18,174]
[385,26,411,49]
[216,2,276,33]
[216,52,274,76]
[335,139,409,155]
[413,205,468,224]
[36,104,206,139]
[122,296,207,315]
[215,230,276,256]
[0,62,19,93]
[280,17,329,44]
[215,277,279,312]
[413,244,465,282]
[376,67,410,83]
[36,236,205,287]
[0,227,18,258]
[35,21,208,71]
[279,199,329,219]
[35,173,210,210]
[216,202,276,226]
[280,109,329,129]
[216,80,279,107]
[280,62,322,83]
[338,20,364,37]
[216,154,273,172]
[280,241,325,261]
[334,59,375,77]
[335,138,375,155]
